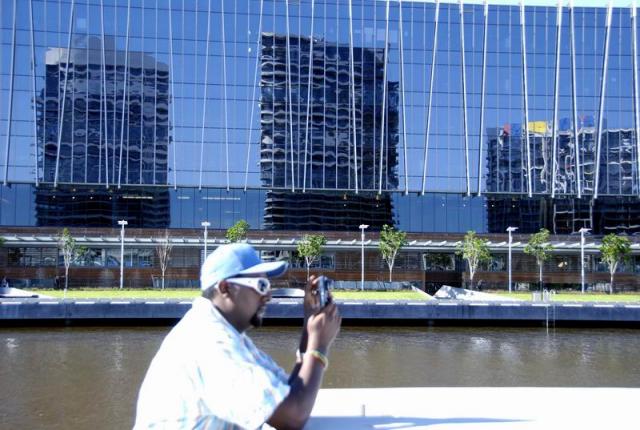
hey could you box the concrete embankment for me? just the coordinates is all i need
[1,298,640,327]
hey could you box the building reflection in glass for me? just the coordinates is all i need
[260,33,398,230]
[35,36,169,227]
[486,118,640,234]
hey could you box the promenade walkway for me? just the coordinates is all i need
[308,387,638,429]
[2,298,640,326]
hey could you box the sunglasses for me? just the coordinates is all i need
[226,277,271,296]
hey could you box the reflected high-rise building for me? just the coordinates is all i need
[486,119,640,234]
[34,36,170,227]
[260,33,398,231]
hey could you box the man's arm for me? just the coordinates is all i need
[267,303,341,430]
[288,275,320,383]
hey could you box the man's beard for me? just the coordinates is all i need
[250,310,264,328]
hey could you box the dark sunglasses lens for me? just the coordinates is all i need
[258,280,268,293]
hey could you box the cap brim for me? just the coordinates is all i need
[237,261,288,278]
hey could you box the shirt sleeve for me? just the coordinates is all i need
[196,339,291,430]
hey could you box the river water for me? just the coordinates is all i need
[1,325,639,429]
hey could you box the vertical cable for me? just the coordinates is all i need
[334,0,339,189]
[378,0,391,194]
[285,0,295,191]
[593,1,613,200]
[322,1,326,189]
[168,0,177,188]
[421,0,439,195]
[520,0,532,197]
[221,0,230,190]
[198,0,213,191]
[112,0,118,184]
[303,0,315,192]
[100,0,110,188]
[348,0,359,193]
[117,0,131,189]
[152,2,158,185]
[53,0,76,187]
[459,0,470,196]
[29,0,39,186]
[551,0,563,198]
[153,1,158,185]
[569,0,581,197]
[632,2,640,196]
[84,6,89,184]
[398,0,408,195]
[476,0,488,196]
[139,0,145,184]
[244,0,264,191]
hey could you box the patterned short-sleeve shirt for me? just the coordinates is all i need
[134,297,291,430]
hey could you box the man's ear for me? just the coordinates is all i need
[217,280,232,297]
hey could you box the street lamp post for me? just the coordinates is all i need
[201,221,211,262]
[118,220,128,290]
[579,227,591,294]
[506,226,518,293]
[359,224,369,291]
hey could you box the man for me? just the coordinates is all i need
[134,243,341,430]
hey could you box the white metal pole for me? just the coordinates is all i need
[508,230,512,293]
[202,221,210,262]
[204,226,208,259]
[118,220,127,289]
[359,224,368,291]
[507,227,517,293]
[581,230,585,294]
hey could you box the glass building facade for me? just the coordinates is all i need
[1,0,640,234]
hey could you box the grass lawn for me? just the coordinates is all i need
[494,291,640,302]
[332,290,430,301]
[35,288,431,301]
[33,289,640,302]
[34,289,201,300]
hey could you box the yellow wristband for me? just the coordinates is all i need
[306,349,329,369]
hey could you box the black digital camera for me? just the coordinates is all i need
[317,276,333,307]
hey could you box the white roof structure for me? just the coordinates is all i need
[1,234,636,253]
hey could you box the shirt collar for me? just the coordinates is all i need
[192,296,244,339]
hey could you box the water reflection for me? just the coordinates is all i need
[0,326,639,430]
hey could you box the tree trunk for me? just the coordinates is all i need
[162,273,165,291]
[539,264,543,292]
[306,265,310,281]
[389,266,392,283]
[64,266,69,296]
[610,272,614,295]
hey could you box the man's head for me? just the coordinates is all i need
[200,243,288,331]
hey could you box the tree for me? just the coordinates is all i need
[379,224,408,282]
[226,220,250,243]
[296,234,326,279]
[156,233,173,290]
[58,228,85,297]
[456,231,491,290]
[600,234,632,294]
[524,228,553,292]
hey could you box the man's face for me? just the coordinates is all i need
[226,278,272,330]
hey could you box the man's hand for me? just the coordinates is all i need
[306,302,341,355]
[303,275,324,320]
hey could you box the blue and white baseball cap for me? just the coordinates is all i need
[200,243,288,290]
